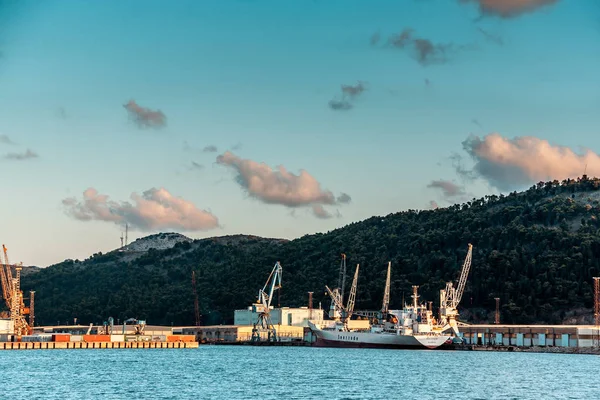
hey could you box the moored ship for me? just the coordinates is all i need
[309,245,473,350]
[310,286,453,349]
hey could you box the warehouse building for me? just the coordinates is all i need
[234,306,324,327]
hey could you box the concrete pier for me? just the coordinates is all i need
[0,341,198,350]
[457,324,600,349]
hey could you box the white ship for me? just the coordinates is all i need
[310,286,453,349]
[309,245,473,350]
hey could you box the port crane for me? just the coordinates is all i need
[439,243,473,335]
[251,261,282,342]
[0,244,32,336]
[328,254,347,320]
[325,263,359,327]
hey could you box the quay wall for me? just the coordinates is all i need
[0,341,198,350]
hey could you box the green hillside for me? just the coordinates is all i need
[16,176,600,326]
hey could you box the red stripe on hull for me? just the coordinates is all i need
[312,337,433,350]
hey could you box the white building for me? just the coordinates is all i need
[234,305,324,327]
[0,319,14,335]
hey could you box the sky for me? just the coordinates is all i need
[0,0,599,266]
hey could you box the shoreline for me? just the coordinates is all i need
[454,344,600,355]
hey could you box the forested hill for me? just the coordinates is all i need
[17,176,600,326]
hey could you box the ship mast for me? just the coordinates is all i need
[412,285,419,309]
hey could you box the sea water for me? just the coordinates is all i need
[1,346,599,399]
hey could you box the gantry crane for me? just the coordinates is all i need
[439,243,473,335]
[326,263,359,327]
[251,261,282,342]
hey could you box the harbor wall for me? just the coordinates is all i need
[0,341,198,350]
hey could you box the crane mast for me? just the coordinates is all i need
[191,271,200,327]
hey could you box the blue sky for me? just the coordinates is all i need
[1,0,599,266]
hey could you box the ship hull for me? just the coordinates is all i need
[310,326,451,350]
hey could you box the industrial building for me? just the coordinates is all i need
[458,324,600,348]
[234,306,324,327]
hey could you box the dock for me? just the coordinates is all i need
[1,341,198,350]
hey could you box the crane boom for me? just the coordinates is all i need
[337,254,347,301]
[259,262,282,309]
[0,261,10,309]
[345,264,360,320]
[3,245,13,285]
[381,261,391,314]
[325,285,345,311]
[453,244,473,307]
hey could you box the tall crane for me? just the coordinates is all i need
[326,263,359,327]
[329,254,347,319]
[439,243,473,335]
[1,245,32,336]
[251,261,282,342]
[191,270,201,327]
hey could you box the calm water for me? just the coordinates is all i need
[1,346,599,399]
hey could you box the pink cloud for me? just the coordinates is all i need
[460,0,559,18]
[216,151,350,217]
[463,133,600,190]
[63,187,218,231]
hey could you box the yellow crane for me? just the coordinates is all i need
[1,244,32,336]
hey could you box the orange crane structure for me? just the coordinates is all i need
[1,244,33,336]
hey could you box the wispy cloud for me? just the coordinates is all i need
[329,82,367,111]
[336,193,352,204]
[62,187,219,231]
[476,27,503,45]
[216,151,350,218]
[329,100,353,111]
[189,161,204,171]
[56,107,68,119]
[383,28,471,66]
[460,0,560,19]
[123,100,166,129]
[0,134,15,145]
[5,149,38,160]
[370,32,381,46]
[427,180,465,197]
[312,204,333,219]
